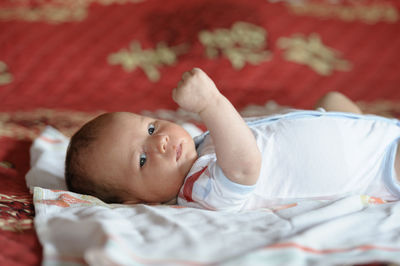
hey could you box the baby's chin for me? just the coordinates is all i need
[141,182,183,205]
[142,194,178,205]
[159,184,183,204]
[163,197,178,205]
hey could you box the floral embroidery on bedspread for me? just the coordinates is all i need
[37,193,93,208]
[0,193,34,232]
[0,109,102,140]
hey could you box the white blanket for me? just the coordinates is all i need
[28,127,400,265]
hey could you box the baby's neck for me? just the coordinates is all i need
[163,197,177,205]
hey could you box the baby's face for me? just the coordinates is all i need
[88,112,198,203]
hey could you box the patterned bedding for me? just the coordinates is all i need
[1,0,400,265]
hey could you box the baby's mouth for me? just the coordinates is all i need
[176,143,182,161]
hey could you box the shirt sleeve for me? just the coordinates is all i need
[178,155,256,211]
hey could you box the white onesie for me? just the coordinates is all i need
[177,110,400,211]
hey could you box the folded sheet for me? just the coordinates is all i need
[25,126,69,190]
[34,188,400,266]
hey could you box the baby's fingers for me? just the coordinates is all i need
[181,71,191,81]
[172,87,178,103]
[177,79,184,88]
[172,86,185,105]
[190,68,202,75]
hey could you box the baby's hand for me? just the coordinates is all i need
[173,68,220,114]
[175,68,261,186]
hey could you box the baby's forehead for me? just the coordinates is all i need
[93,112,146,149]
[97,112,137,129]
[109,112,144,123]
[94,112,153,149]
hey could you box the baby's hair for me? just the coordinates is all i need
[65,113,124,203]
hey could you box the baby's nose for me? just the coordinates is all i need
[154,135,169,153]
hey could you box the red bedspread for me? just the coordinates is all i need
[1,0,399,265]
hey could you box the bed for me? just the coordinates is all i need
[1,0,400,265]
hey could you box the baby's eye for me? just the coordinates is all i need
[148,123,155,135]
[139,153,147,168]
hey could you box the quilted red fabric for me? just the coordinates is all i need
[0,0,399,265]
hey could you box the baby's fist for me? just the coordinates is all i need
[172,68,219,114]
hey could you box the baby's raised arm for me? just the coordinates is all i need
[173,68,261,185]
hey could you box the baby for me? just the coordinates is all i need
[65,68,400,211]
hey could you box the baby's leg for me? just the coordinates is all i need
[314,91,362,114]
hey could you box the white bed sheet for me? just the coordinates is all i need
[28,127,400,265]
